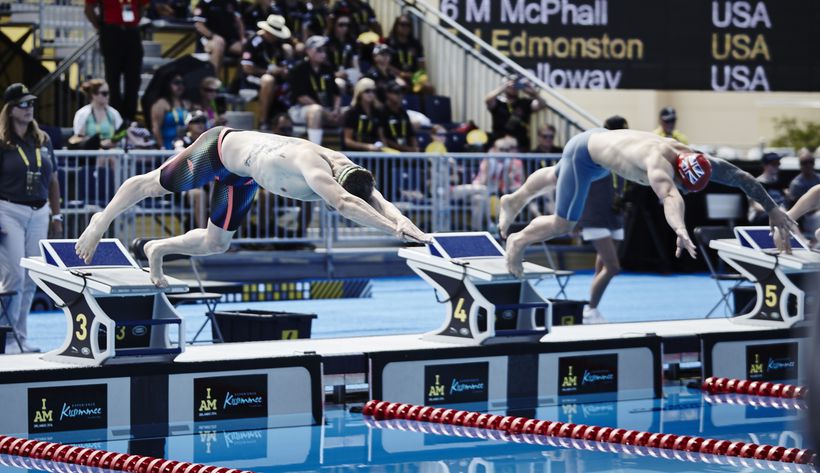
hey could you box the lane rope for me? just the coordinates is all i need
[701,377,808,399]
[0,435,256,473]
[361,400,815,465]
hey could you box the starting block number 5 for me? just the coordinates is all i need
[765,284,778,307]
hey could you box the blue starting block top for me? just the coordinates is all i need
[429,232,505,259]
[41,239,138,269]
[734,226,808,252]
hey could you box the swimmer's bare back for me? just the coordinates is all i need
[587,129,690,185]
[219,130,347,202]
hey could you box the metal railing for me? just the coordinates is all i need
[52,150,561,247]
[371,0,600,146]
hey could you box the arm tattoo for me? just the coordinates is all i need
[708,157,777,212]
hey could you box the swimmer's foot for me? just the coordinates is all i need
[498,194,520,239]
[143,240,168,288]
[505,232,526,278]
[75,212,106,263]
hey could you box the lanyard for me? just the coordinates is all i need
[398,49,413,68]
[90,108,113,136]
[356,114,372,138]
[389,117,407,139]
[172,108,184,125]
[309,73,326,93]
[17,145,42,170]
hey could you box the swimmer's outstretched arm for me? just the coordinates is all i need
[708,157,800,252]
[787,184,820,220]
[366,189,430,243]
[299,156,407,239]
[646,163,697,258]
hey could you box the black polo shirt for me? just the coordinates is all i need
[241,33,288,74]
[193,0,241,43]
[387,36,425,73]
[326,36,356,70]
[380,106,414,146]
[0,134,57,205]
[276,0,307,39]
[289,60,339,108]
[488,95,533,149]
[343,105,381,147]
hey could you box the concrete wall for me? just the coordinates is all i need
[559,89,820,149]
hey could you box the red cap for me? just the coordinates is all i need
[676,153,712,192]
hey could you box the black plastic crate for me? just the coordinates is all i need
[211,310,317,342]
[534,299,587,326]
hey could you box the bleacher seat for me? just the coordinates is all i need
[424,95,452,125]
[416,131,432,151]
[402,94,422,112]
[445,131,466,152]
[77,166,117,207]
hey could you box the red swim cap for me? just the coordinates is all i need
[676,153,712,192]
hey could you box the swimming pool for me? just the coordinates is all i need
[0,386,810,473]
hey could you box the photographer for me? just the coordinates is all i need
[484,74,547,151]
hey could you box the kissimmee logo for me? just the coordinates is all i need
[558,354,618,396]
[746,343,797,381]
[194,374,267,421]
[195,424,267,462]
[28,384,107,433]
[424,362,489,405]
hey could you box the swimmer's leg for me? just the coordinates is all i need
[505,215,574,278]
[499,165,557,238]
[143,221,234,287]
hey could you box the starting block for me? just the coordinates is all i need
[398,232,558,345]
[21,239,188,365]
[710,226,820,327]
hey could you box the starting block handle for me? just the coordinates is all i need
[494,303,551,310]
[115,347,182,357]
[117,319,182,327]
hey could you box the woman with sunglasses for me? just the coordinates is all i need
[72,78,124,149]
[195,76,225,128]
[150,74,191,150]
[342,78,382,152]
[0,83,62,353]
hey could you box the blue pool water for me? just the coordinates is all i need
[0,387,811,473]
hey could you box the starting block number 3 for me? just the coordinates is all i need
[75,313,88,341]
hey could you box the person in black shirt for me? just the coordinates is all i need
[532,123,563,153]
[366,43,403,102]
[379,81,417,152]
[241,0,277,35]
[288,35,341,145]
[484,74,547,150]
[342,78,382,152]
[276,0,307,43]
[0,84,62,353]
[386,14,431,94]
[302,0,329,39]
[193,0,245,76]
[325,13,359,93]
[240,14,293,128]
[332,0,380,37]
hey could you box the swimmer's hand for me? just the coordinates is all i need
[674,228,697,259]
[768,207,799,254]
[396,218,432,244]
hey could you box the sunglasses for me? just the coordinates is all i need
[96,90,110,96]
[15,100,35,109]
[337,22,350,27]
[362,89,375,94]
[398,22,411,26]
[498,147,515,152]
[172,80,184,86]
[202,87,218,93]
[541,134,555,139]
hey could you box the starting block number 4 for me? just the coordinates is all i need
[282,330,299,340]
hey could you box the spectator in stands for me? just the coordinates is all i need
[366,43,403,103]
[72,78,124,150]
[325,12,359,93]
[303,0,330,39]
[342,78,382,152]
[150,74,191,150]
[484,75,547,150]
[84,0,146,121]
[748,152,787,225]
[333,0,381,37]
[193,0,245,76]
[532,123,562,153]
[789,148,820,203]
[277,0,307,43]
[194,77,225,128]
[378,81,418,152]
[241,14,293,129]
[288,35,341,145]
[241,0,276,35]
[578,114,629,325]
[387,15,433,95]
[653,106,688,144]
[174,110,208,150]
[0,84,62,353]
[149,0,190,20]
[474,136,525,196]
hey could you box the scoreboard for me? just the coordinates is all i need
[441,0,820,91]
